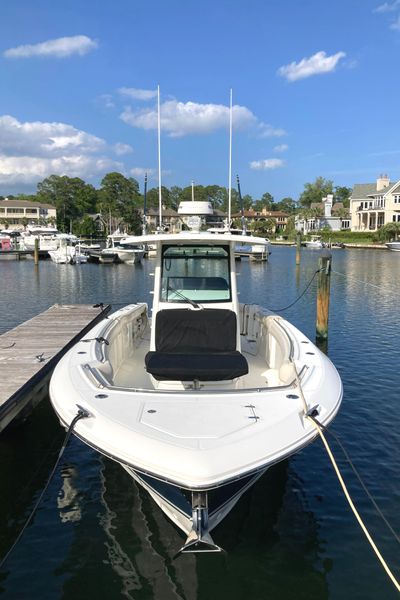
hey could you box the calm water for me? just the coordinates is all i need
[0,248,399,600]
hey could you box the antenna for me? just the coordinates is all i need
[236,174,247,235]
[142,172,148,235]
[157,85,162,229]
[191,180,195,202]
[228,89,233,229]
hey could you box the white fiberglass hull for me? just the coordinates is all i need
[50,302,342,548]
[304,242,323,249]
[386,242,400,251]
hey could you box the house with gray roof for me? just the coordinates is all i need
[350,175,400,231]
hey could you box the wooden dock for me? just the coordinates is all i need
[0,303,110,432]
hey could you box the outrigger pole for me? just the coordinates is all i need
[142,172,148,236]
[228,89,233,229]
[157,85,162,230]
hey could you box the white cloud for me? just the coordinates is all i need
[0,115,122,188]
[118,87,158,100]
[0,155,122,185]
[96,94,115,109]
[250,159,284,170]
[373,0,400,12]
[273,144,289,153]
[130,167,155,178]
[258,123,286,138]
[278,50,346,82]
[113,142,133,155]
[0,115,105,157]
[390,15,400,28]
[3,35,98,59]
[120,99,285,138]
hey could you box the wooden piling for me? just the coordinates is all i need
[316,250,332,340]
[295,232,301,265]
[34,238,39,265]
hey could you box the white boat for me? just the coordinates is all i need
[21,226,78,253]
[208,227,270,261]
[386,241,400,251]
[49,239,87,264]
[304,236,324,249]
[50,228,342,553]
[100,232,145,264]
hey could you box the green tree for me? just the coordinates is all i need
[169,186,183,210]
[299,177,333,208]
[73,215,99,237]
[253,192,274,212]
[334,186,352,205]
[275,197,297,213]
[37,175,97,231]
[285,215,296,237]
[252,218,276,235]
[377,222,400,242]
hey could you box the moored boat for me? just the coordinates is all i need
[50,228,342,553]
[49,87,342,554]
[304,235,324,249]
[386,241,400,251]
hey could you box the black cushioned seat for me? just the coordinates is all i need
[145,308,248,381]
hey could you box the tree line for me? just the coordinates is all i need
[0,173,352,235]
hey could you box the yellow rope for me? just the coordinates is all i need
[308,417,400,594]
[291,360,400,593]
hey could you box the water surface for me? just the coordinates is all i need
[0,248,399,599]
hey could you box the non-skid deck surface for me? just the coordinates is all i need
[0,304,109,428]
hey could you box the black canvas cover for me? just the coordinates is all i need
[155,309,237,353]
[145,308,248,381]
[145,351,248,381]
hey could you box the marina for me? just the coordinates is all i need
[0,247,399,599]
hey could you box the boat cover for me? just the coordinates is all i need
[145,308,248,381]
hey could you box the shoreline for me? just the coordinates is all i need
[270,241,388,250]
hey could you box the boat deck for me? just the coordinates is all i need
[0,303,110,431]
[112,332,277,391]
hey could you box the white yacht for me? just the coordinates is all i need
[50,226,343,553]
[21,226,78,252]
[208,227,270,261]
[100,232,145,264]
[304,235,324,249]
[48,239,88,264]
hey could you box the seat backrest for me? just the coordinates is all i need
[155,309,237,353]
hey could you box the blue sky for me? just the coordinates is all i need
[1,0,400,201]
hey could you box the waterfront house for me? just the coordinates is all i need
[296,195,350,233]
[233,209,290,232]
[350,174,400,231]
[0,198,57,231]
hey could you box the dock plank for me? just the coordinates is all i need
[0,303,110,431]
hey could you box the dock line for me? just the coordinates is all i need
[0,407,91,570]
[292,362,400,593]
[267,268,321,312]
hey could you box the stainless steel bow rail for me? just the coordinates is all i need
[0,406,91,570]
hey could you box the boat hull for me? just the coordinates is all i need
[386,242,400,251]
[122,464,267,537]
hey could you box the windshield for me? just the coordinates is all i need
[161,245,231,303]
